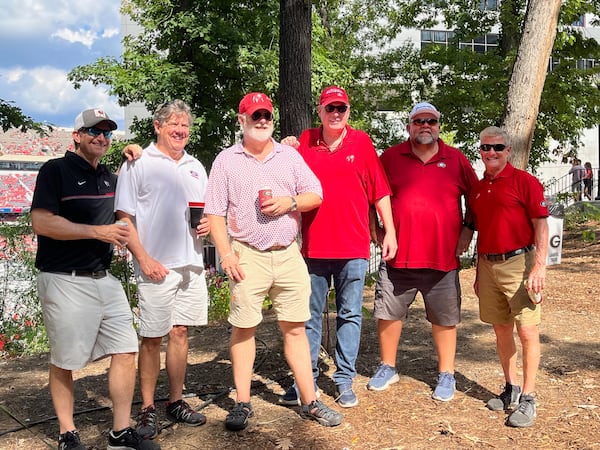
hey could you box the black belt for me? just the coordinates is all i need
[482,245,534,262]
[52,270,108,279]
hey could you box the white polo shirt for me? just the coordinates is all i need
[115,143,208,269]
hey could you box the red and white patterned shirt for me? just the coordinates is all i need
[204,139,322,251]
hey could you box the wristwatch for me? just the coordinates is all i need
[290,197,298,212]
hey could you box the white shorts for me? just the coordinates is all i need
[137,265,208,337]
[38,271,139,371]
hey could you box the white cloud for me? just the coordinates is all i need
[102,28,119,39]
[0,65,122,126]
[52,28,98,48]
[0,0,120,41]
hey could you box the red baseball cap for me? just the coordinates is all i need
[319,86,349,106]
[239,92,273,116]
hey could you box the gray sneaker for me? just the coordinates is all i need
[135,405,158,440]
[487,383,522,411]
[507,394,536,427]
[301,400,343,427]
[367,363,400,391]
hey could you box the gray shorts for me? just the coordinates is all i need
[137,265,208,337]
[38,271,139,370]
[373,264,462,326]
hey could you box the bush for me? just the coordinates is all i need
[0,215,48,357]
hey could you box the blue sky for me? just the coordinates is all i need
[0,0,124,130]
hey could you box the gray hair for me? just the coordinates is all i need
[480,126,510,145]
[153,99,193,127]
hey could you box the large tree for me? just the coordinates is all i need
[502,0,561,169]
[69,0,600,169]
[279,0,312,138]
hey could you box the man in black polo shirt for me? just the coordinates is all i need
[31,108,159,450]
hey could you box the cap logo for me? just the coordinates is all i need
[93,109,108,118]
[252,94,266,103]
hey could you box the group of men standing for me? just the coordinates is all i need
[31,87,548,449]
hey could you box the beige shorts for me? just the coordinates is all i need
[477,251,541,326]
[38,271,139,370]
[137,265,208,337]
[228,240,311,328]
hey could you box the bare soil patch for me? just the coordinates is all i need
[1,223,599,449]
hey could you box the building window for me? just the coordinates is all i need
[421,30,499,53]
[479,0,498,11]
[572,16,585,27]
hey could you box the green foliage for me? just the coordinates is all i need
[206,271,231,321]
[0,215,48,357]
[68,0,600,169]
[564,202,600,228]
[0,99,50,135]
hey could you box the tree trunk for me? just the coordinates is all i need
[279,0,312,139]
[502,0,561,170]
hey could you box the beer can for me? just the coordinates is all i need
[259,187,272,207]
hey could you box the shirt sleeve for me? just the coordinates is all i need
[31,160,61,214]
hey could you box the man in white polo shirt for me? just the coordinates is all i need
[115,100,209,439]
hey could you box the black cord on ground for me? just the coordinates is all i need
[1,329,273,439]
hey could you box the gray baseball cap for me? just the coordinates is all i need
[74,108,117,130]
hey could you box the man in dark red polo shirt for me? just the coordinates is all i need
[469,126,549,428]
[367,102,478,402]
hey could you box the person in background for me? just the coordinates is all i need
[583,161,593,200]
[470,126,548,428]
[31,108,159,450]
[116,100,210,439]
[569,158,584,202]
[367,102,478,402]
[205,92,343,431]
[279,86,397,409]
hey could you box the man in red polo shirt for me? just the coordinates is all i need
[367,102,478,402]
[469,126,548,428]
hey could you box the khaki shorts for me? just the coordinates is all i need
[38,271,139,370]
[137,265,208,337]
[228,240,311,328]
[477,251,541,326]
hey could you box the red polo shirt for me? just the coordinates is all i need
[381,139,478,271]
[469,163,549,254]
[298,126,391,259]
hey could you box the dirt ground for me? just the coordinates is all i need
[1,223,599,450]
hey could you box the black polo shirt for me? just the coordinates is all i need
[32,151,117,272]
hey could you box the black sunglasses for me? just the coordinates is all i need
[479,143,507,152]
[324,104,348,113]
[250,111,273,121]
[79,127,113,139]
[411,118,439,126]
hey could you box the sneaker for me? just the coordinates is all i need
[487,383,522,411]
[58,430,86,450]
[279,382,321,406]
[366,363,400,391]
[336,383,358,408]
[135,405,158,440]
[507,394,536,427]
[225,402,254,431]
[301,400,343,427]
[432,371,456,401]
[165,399,206,426]
[108,427,161,450]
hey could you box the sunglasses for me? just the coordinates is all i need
[324,104,348,113]
[479,143,507,152]
[250,111,273,121]
[411,118,439,126]
[80,127,113,139]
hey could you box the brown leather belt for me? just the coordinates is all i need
[265,245,288,251]
[52,270,108,279]
[482,245,534,262]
